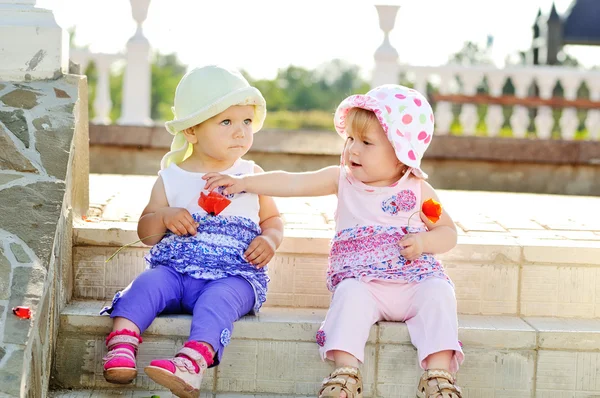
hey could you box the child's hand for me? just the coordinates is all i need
[203,173,247,195]
[245,235,276,268]
[399,233,424,261]
[158,207,199,236]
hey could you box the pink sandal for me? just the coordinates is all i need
[144,341,212,398]
[103,329,142,384]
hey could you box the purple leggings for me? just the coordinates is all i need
[110,265,255,366]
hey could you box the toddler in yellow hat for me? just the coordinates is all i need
[99,65,283,398]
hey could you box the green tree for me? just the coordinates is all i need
[151,53,187,121]
[245,60,369,113]
[449,41,493,66]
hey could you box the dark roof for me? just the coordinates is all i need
[549,3,560,21]
[563,0,600,45]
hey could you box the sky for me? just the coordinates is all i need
[38,0,600,80]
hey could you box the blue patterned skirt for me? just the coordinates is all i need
[103,214,269,315]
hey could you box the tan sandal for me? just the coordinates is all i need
[318,367,363,398]
[416,369,462,398]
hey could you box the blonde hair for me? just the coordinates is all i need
[345,108,379,141]
[344,107,409,175]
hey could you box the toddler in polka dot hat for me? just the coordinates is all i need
[334,84,434,179]
[203,85,464,398]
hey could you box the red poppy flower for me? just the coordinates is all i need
[198,191,231,216]
[12,306,31,319]
[422,198,442,223]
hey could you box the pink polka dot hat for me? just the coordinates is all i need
[334,84,435,179]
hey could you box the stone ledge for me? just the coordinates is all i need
[525,317,600,351]
[89,124,600,165]
[59,301,600,397]
[53,302,545,396]
[51,391,311,397]
[61,300,538,351]
[73,222,600,265]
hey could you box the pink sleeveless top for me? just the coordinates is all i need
[327,165,451,291]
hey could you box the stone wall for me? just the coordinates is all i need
[89,125,600,196]
[0,76,88,397]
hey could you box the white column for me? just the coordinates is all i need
[69,48,91,76]
[534,70,557,139]
[372,5,399,88]
[92,54,116,125]
[434,70,454,135]
[509,70,534,138]
[585,74,600,140]
[457,69,483,136]
[559,75,581,140]
[118,0,152,126]
[485,69,506,137]
[0,0,68,80]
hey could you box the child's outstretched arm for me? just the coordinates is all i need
[244,164,284,268]
[203,165,340,197]
[399,181,458,260]
[137,176,198,246]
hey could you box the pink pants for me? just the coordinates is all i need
[318,277,464,373]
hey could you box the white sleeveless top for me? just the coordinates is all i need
[144,158,268,314]
[160,159,260,225]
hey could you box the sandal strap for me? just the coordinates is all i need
[102,347,136,362]
[107,334,140,350]
[422,369,454,383]
[330,366,360,379]
[177,346,208,370]
[421,369,462,397]
[323,376,352,387]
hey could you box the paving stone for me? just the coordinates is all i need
[0,88,40,109]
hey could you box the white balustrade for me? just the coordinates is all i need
[372,5,400,88]
[485,69,506,137]
[71,49,123,124]
[586,79,600,140]
[392,64,600,140]
[118,0,152,126]
[559,74,582,140]
[534,69,556,139]
[508,70,533,138]
[71,0,151,125]
[457,69,483,136]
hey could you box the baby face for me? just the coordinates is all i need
[189,105,255,163]
[343,121,405,187]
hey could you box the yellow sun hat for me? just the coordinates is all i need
[161,65,266,169]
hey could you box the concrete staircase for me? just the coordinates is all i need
[48,217,600,398]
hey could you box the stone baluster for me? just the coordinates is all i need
[413,72,428,97]
[0,0,68,80]
[584,74,600,140]
[92,54,117,125]
[484,69,506,137]
[457,69,482,136]
[434,70,454,135]
[534,69,558,139]
[509,70,533,138]
[559,74,582,140]
[69,49,91,77]
[118,0,152,125]
[372,5,399,88]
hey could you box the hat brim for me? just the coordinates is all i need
[333,94,428,179]
[164,86,266,135]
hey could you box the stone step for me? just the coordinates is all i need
[50,390,310,398]
[52,300,600,397]
[73,223,600,318]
